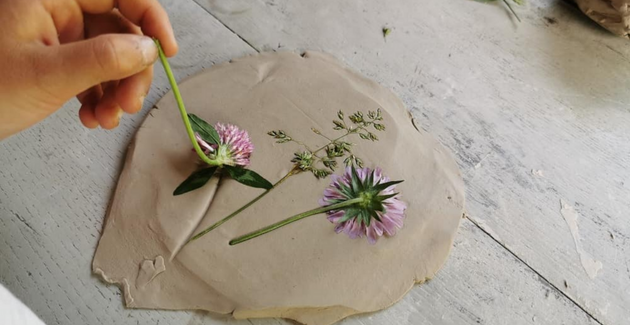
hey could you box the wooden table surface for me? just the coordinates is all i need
[1,0,629,324]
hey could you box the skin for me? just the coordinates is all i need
[0,0,179,140]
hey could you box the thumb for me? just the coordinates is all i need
[39,34,158,100]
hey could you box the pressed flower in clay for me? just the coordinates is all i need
[229,166,406,245]
[154,40,272,196]
[194,123,254,167]
[323,167,406,244]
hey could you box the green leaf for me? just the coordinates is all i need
[360,210,370,226]
[365,169,375,189]
[376,193,399,202]
[338,183,354,199]
[338,208,360,224]
[373,123,386,131]
[350,165,364,193]
[373,180,404,192]
[354,157,364,168]
[370,209,383,223]
[333,120,345,130]
[188,114,220,144]
[382,27,391,38]
[173,167,218,196]
[225,166,273,190]
[312,169,332,179]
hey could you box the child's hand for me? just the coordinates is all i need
[0,0,178,139]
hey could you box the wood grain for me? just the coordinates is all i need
[0,0,623,324]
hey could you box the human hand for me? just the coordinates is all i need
[0,0,178,139]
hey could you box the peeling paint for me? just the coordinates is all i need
[560,199,603,279]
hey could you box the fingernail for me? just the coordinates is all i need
[138,96,145,110]
[116,108,124,126]
[138,36,158,65]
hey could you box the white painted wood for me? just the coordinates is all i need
[0,0,612,324]
[193,0,630,324]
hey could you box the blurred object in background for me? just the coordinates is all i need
[574,0,630,37]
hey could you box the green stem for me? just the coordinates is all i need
[229,197,363,245]
[312,130,353,154]
[154,39,219,166]
[502,0,521,22]
[290,138,313,152]
[186,166,300,243]
[314,131,333,142]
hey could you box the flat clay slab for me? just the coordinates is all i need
[92,51,465,325]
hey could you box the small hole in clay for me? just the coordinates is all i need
[300,52,306,58]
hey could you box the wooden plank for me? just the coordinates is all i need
[193,0,630,324]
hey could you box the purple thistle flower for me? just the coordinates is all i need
[194,123,254,167]
[321,167,407,244]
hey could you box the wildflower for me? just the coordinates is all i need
[322,167,406,244]
[196,123,253,167]
[229,166,406,245]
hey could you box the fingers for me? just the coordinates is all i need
[94,83,124,130]
[76,0,178,56]
[117,0,178,56]
[78,66,152,128]
[46,1,84,44]
[68,11,152,129]
[84,10,140,38]
[115,66,153,114]
[39,33,157,101]
[83,11,150,124]
[77,86,102,128]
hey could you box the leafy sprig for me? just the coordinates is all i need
[268,108,385,179]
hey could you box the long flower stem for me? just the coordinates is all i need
[186,166,300,243]
[154,39,219,167]
[229,197,364,245]
[312,131,352,154]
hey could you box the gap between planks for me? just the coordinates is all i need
[466,216,604,325]
[191,0,261,53]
